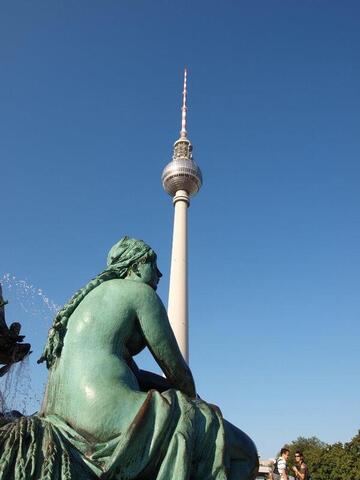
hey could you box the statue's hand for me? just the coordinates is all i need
[208,403,222,416]
[194,395,222,415]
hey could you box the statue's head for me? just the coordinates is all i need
[107,236,162,290]
[39,236,163,368]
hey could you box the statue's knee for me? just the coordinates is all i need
[224,420,258,463]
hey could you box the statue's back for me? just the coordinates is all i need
[42,279,148,440]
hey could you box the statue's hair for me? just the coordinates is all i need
[38,237,154,369]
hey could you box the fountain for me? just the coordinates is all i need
[0,282,32,427]
[0,275,60,419]
[0,283,31,377]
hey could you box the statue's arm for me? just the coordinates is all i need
[127,356,171,392]
[134,285,196,398]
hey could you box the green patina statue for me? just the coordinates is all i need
[0,237,258,479]
[0,284,31,378]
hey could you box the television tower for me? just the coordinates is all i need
[162,69,202,363]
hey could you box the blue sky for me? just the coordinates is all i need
[1,0,359,459]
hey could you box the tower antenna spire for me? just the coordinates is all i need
[180,68,188,139]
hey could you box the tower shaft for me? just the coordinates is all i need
[167,190,189,362]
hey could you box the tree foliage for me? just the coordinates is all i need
[283,431,360,480]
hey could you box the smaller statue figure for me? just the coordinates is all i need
[0,284,31,377]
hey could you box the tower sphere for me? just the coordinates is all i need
[162,140,202,197]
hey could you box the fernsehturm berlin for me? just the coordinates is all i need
[162,69,202,364]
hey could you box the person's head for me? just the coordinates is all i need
[107,236,162,290]
[294,451,304,464]
[280,448,290,460]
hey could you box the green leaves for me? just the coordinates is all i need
[284,431,360,480]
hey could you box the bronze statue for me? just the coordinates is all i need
[0,237,258,479]
[0,284,31,377]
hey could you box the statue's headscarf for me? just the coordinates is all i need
[38,236,154,368]
[106,236,154,276]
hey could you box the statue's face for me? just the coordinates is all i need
[137,258,162,290]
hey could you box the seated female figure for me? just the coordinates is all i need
[0,237,258,480]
